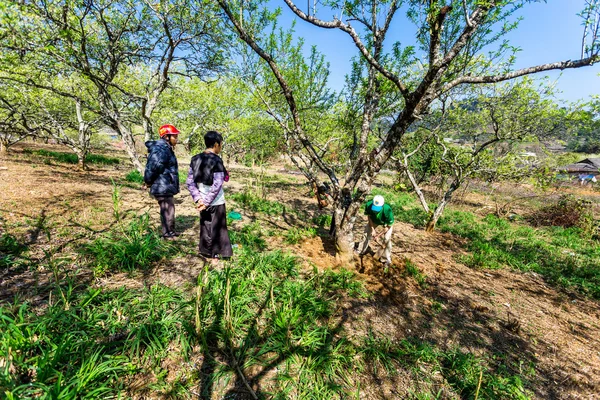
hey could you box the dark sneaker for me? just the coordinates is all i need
[162,233,176,240]
[168,231,181,237]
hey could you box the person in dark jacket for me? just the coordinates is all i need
[186,131,232,264]
[144,124,180,239]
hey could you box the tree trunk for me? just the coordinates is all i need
[0,139,7,157]
[425,179,460,232]
[330,189,364,265]
[332,206,355,264]
[98,93,144,173]
[75,101,89,171]
[114,121,144,173]
[425,199,447,232]
[76,150,87,171]
[404,167,430,213]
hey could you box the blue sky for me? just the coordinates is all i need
[276,1,599,103]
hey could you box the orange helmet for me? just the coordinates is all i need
[159,124,180,137]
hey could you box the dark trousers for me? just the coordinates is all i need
[199,204,232,258]
[156,196,175,236]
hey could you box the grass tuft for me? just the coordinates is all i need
[230,190,285,215]
[22,149,120,165]
[83,214,177,276]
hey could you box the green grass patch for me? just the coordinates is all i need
[2,235,537,398]
[356,332,532,399]
[381,183,600,299]
[195,249,367,398]
[230,190,285,215]
[437,211,600,299]
[125,170,144,184]
[283,226,317,244]
[405,259,428,288]
[22,149,120,165]
[83,214,177,276]
[0,283,195,399]
[228,221,267,251]
[0,233,28,270]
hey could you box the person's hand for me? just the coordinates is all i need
[374,227,388,240]
[196,202,206,211]
[141,183,148,191]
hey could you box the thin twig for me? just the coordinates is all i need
[474,370,483,400]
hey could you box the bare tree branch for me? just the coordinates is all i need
[441,56,599,94]
[282,0,409,98]
[218,0,340,190]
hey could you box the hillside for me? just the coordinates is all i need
[1,144,600,399]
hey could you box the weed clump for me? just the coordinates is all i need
[283,226,317,244]
[0,233,27,269]
[125,170,144,184]
[84,214,176,276]
[528,195,597,237]
[230,190,284,215]
[22,149,120,165]
[0,284,194,399]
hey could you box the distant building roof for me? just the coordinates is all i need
[581,158,600,168]
[557,158,600,173]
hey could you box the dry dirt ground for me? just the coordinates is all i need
[1,144,600,399]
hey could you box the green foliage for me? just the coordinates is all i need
[570,138,600,154]
[125,170,144,184]
[230,190,285,215]
[0,233,27,269]
[22,149,119,166]
[195,249,367,398]
[283,226,317,244]
[0,284,194,399]
[83,214,176,276]
[438,211,600,299]
[228,221,267,251]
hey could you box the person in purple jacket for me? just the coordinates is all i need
[186,131,232,264]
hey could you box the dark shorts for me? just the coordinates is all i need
[199,204,233,258]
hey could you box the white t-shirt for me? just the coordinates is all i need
[198,183,225,206]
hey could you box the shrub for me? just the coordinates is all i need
[528,195,597,237]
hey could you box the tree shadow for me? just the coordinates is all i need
[175,214,198,235]
[195,265,353,399]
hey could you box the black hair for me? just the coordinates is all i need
[204,131,223,148]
